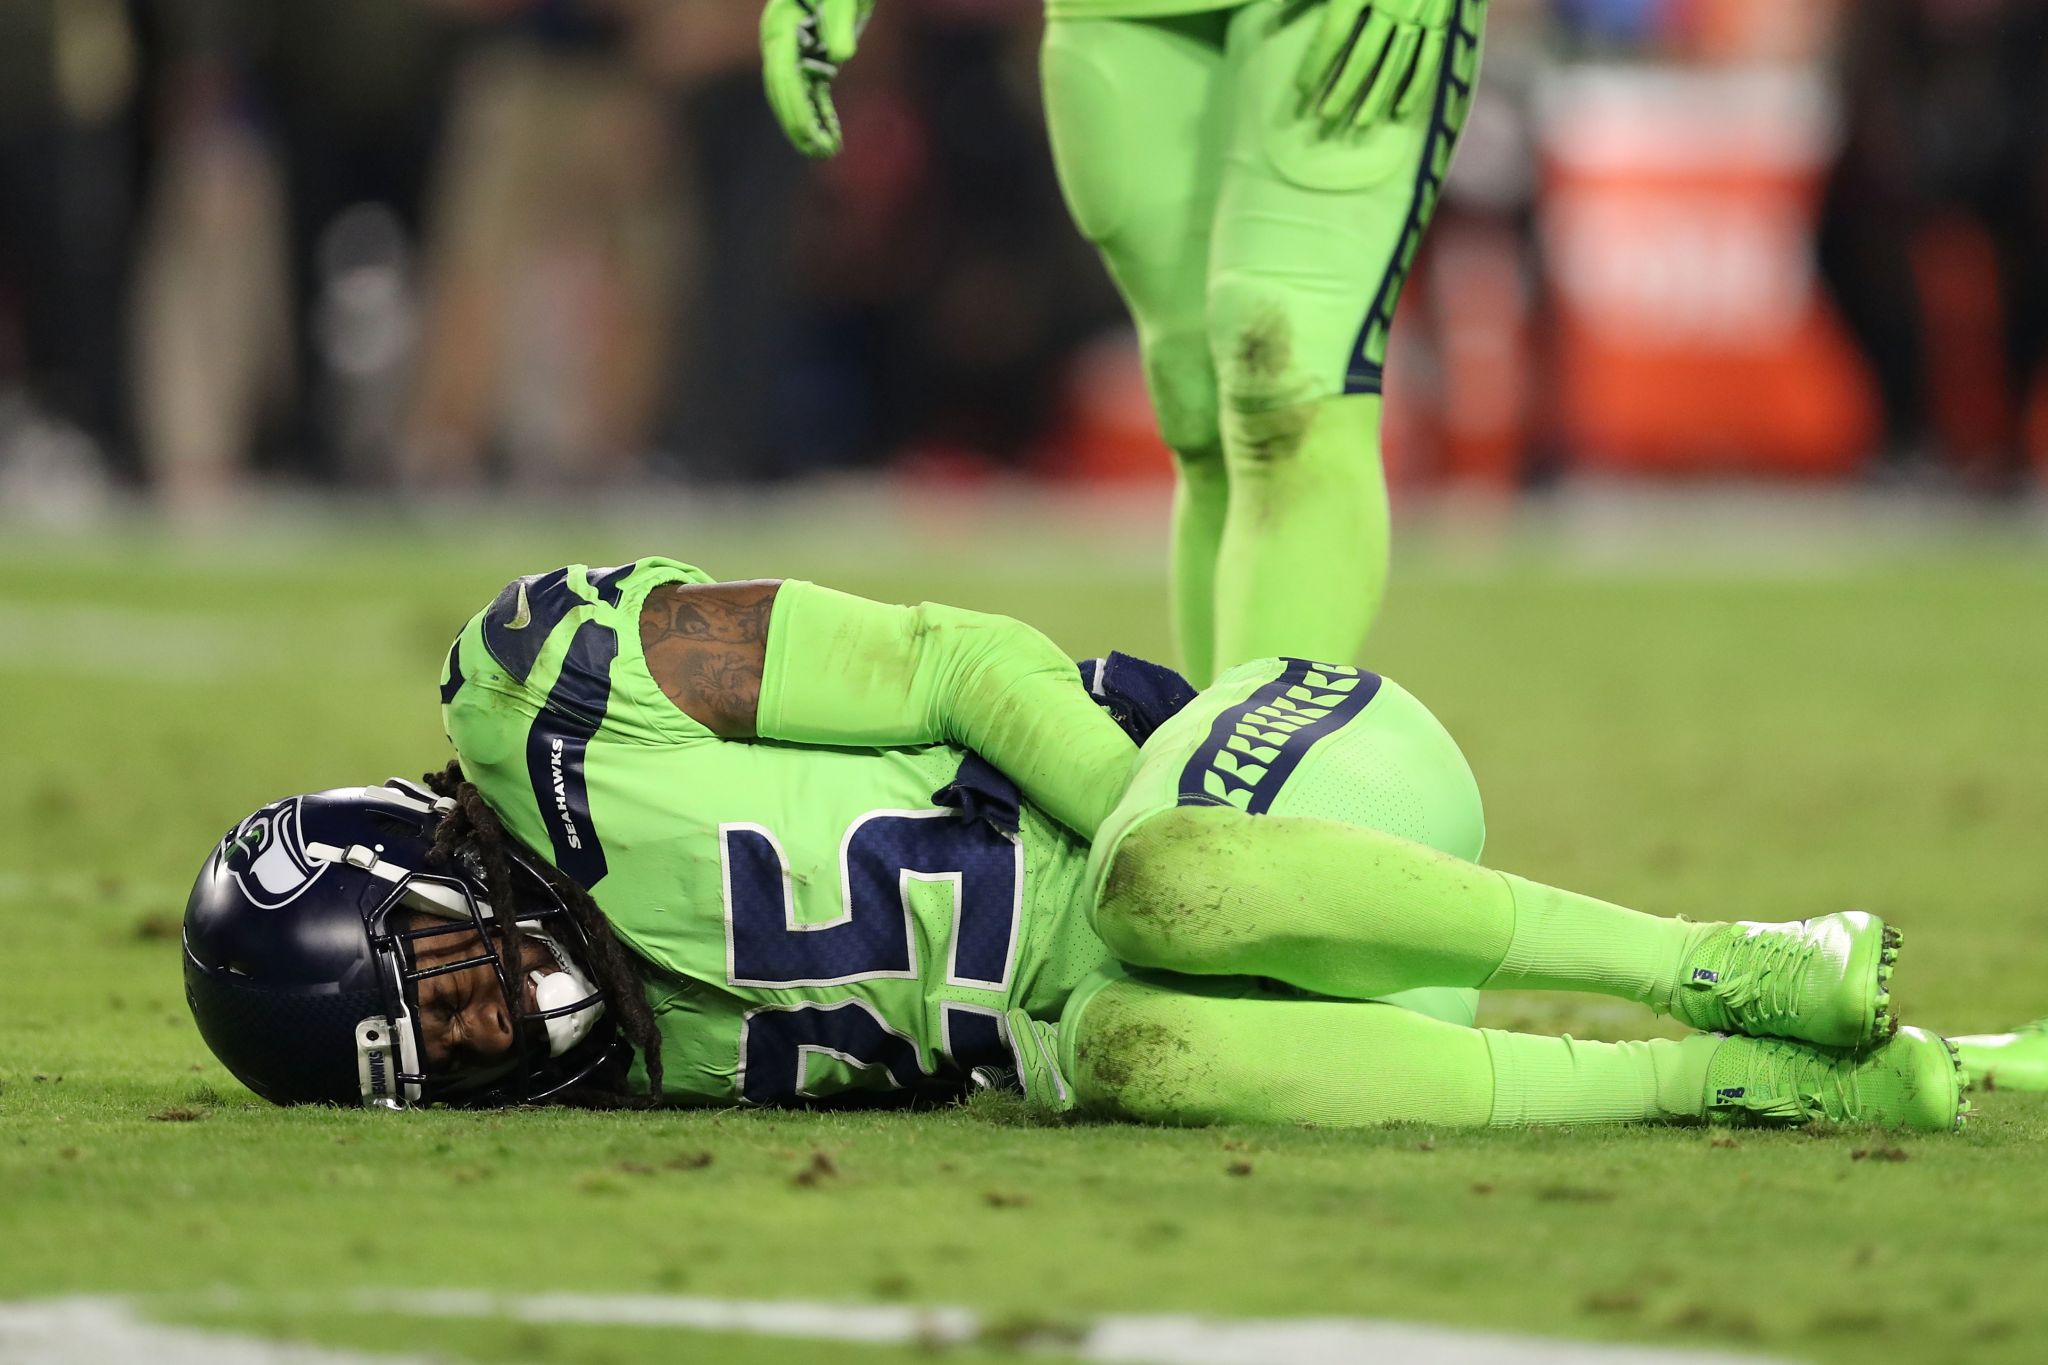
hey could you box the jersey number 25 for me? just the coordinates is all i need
[720,810,1021,1103]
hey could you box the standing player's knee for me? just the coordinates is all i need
[1208,272,1321,418]
[1092,806,1236,969]
[1206,273,1341,470]
[1138,326,1222,463]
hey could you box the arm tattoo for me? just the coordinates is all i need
[639,581,780,737]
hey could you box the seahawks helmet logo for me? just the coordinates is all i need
[218,798,327,909]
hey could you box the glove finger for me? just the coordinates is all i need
[1353,23,1420,129]
[819,0,861,64]
[1394,26,1447,120]
[762,22,813,145]
[1318,11,1393,131]
[807,81,845,158]
[1296,0,1369,104]
[763,36,836,157]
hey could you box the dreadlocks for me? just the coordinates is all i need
[421,759,666,1105]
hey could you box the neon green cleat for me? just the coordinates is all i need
[1668,911,1899,1049]
[1951,1019,2048,1092]
[1004,1009,1076,1115]
[1703,1026,1967,1132]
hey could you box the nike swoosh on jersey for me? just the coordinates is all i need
[506,581,533,630]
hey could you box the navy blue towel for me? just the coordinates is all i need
[1075,651,1198,744]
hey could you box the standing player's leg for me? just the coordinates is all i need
[1055,972,1964,1131]
[1202,0,1487,670]
[1042,13,1234,685]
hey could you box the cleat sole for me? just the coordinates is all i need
[1941,1033,1970,1133]
[1867,923,1902,1048]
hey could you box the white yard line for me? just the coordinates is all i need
[5,487,2041,602]
[0,872,106,900]
[0,604,267,681]
[0,1293,1783,1365]
[380,1291,1780,1365]
[0,1299,424,1365]
[0,871,183,904]
[0,601,415,684]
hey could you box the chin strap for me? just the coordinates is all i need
[381,777,454,813]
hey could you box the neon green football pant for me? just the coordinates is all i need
[1042,1,1487,683]
[1060,658,1721,1129]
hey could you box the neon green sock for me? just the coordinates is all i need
[1096,806,1695,1011]
[1066,973,1495,1127]
[1211,393,1389,672]
[1062,973,1719,1129]
[1483,1030,1720,1126]
[1170,445,1226,688]
[1482,874,1694,1013]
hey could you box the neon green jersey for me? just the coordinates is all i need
[439,559,1108,1106]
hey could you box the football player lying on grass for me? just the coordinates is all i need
[184,560,1967,1131]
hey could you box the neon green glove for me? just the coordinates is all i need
[760,0,876,159]
[1297,0,1456,134]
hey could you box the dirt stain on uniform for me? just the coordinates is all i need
[1074,1017,1192,1107]
[1232,403,1314,466]
[1100,808,1246,951]
[1225,311,1315,466]
[1234,311,1293,384]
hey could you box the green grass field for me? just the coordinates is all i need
[4,500,2047,1364]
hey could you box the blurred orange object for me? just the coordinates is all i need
[1539,68,1878,478]
[1665,0,1844,64]
[1039,330,1174,484]
[1911,215,2015,471]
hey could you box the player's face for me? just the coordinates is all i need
[405,919,556,1075]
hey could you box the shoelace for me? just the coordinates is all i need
[1705,927,1824,1028]
[1732,1042,1865,1123]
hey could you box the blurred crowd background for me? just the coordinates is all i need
[1,0,2044,519]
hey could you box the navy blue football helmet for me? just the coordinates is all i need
[183,779,616,1108]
